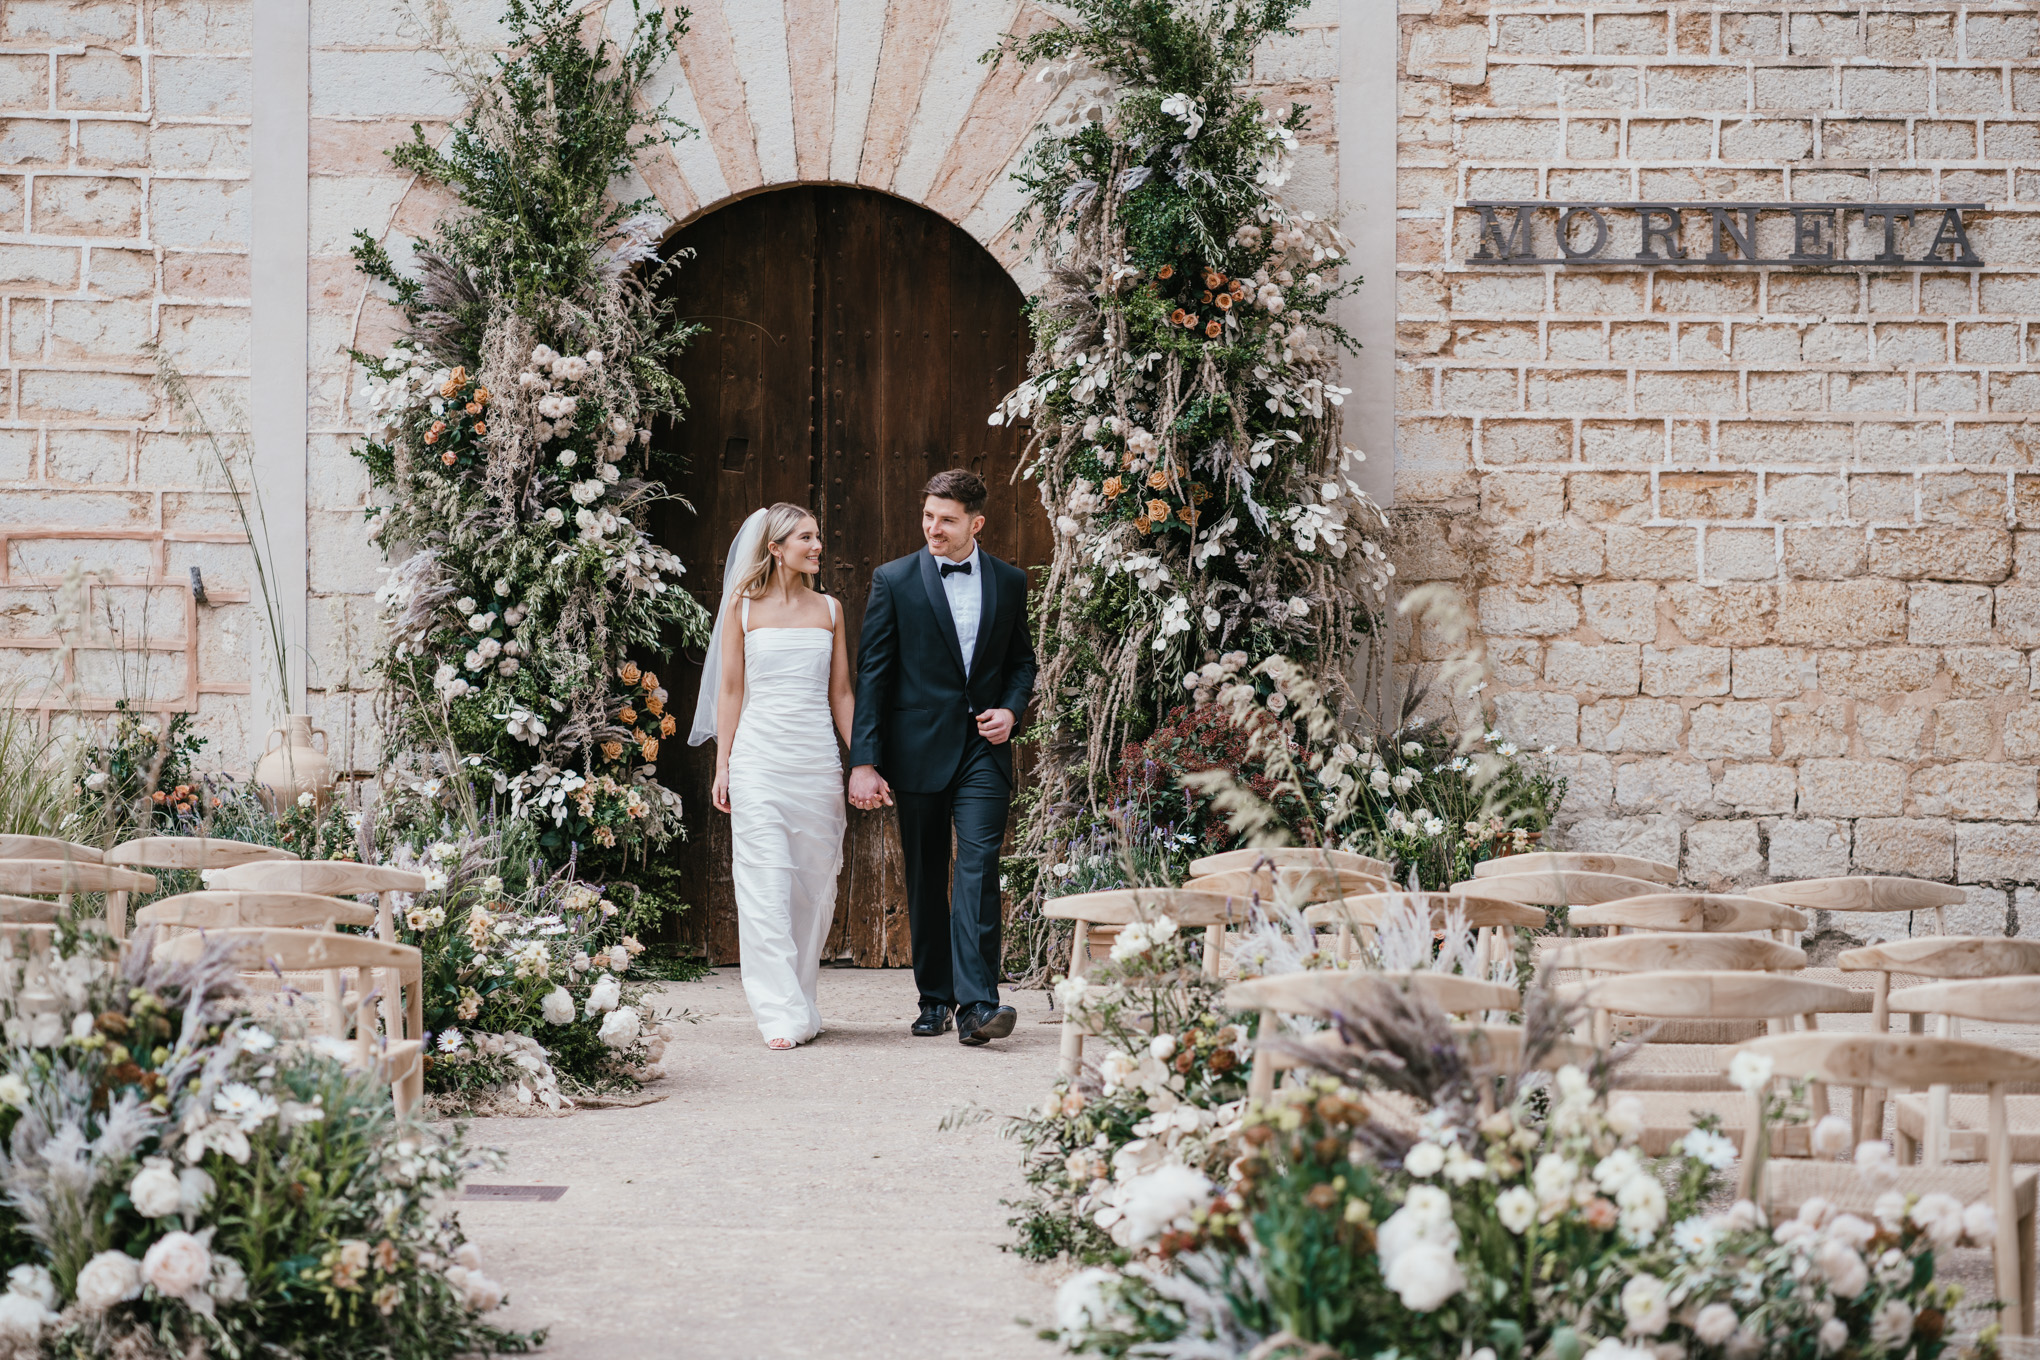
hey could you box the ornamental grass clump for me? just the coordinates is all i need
[0,926,535,1359]
[350,0,709,866]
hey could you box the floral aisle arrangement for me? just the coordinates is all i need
[1044,988,1998,1360]
[986,0,1393,904]
[0,928,534,1359]
[350,0,709,867]
[379,832,671,1108]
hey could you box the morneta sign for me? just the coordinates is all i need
[1467,201,1983,268]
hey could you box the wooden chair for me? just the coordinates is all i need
[1557,970,1867,1151]
[0,860,157,937]
[1730,1032,2040,1335]
[0,895,59,923]
[100,836,300,939]
[1044,888,1246,1077]
[1538,932,1807,976]
[1883,978,2040,1165]
[1840,937,2040,1146]
[1183,864,1389,902]
[1746,875,1968,934]
[1448,869,1668,910]
[155,927,426,1117]
[0,835,102,862]
[1303,891,1546,973]
[1473,851,1678,886]
[136,891,378,933]
[1568,893,1809,942]
[1190,846,1394,882]
[1224,969,1523,1103]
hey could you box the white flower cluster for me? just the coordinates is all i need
[358,343,429,434]
[520,343,604,431]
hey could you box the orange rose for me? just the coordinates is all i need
[639,735,659,761]
[1146,499,1170,522]
[619,705,637,725]
[1156,264,1175,280]
[1192,482,1212,502]
[601,739,624,761]
[1134,515,1152,533]
[440,451,457,466]
[423,431,438,444]
[1147,469,1170,490]
[1102,476,1124,497]
[1204,320,1221,338]
[1215,292,1233,310]
[1180,505,1200,525]
[641,672,659,691]
[1182,313,1199,330]
[465,402,482,416]
[473,421,486,435]
[660,714,676,737]
[620,662,642,685]
[1201,290,1213,303]
[1169,308,1188,327]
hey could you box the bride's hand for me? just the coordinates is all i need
[712,766,731,814]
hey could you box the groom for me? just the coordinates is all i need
[848,470,1037,1046]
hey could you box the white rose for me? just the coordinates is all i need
[1694,1303,1739,1346]
[1404,1142,1445,1179]
[1383,1241,1463,1312]
[142,1231,212,1298]
[598,1006,641,1049]
[1869,1300,1911,1350]
[0,1073,25,1107]
[1728,1050,1773,1094]
[128,1158,184,1218]
[1815,1240,1869,1298]
[1818,1318,1851,1355]
[1495,1185,1536,1234]
[1620,1273,1670,1336]
[179,1167,214,1216]
[544,507,565,527]
[0,1292,51,1345]
[1810,1114,1853,1158]
[1910,1192,1965,1246]
[1964,1200,1998,1244]
[74,1251,142,1311]
[209,1255,248,1303]
[585,973,622,1016]
[1855,1139,1899,1186]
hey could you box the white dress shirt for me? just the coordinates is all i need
[937,544,982,678]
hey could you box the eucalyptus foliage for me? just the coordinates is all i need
[350,0,709,864]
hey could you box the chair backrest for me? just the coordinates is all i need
[1183,865,1390,903]
[1474,851,1678,885]
[1888,977,2040,1026]
[0,860,156,896]
[1567,893,1809,935]
[1557,970,1861,1020]
[154,927,419,977]
[1225,968,1519,1019]
[136,891,377,932]
[1306,891,1547,932]
[1734,1031,2040,1093]
[206,861,427,895]
[0,835,101,862]
[1449,869,1667,907]
[1541,932,1807,974]
[1190,846,1393,882]
[1454,1021,1602,1072]
[108,837,298,871]
[0,895,59,923]
[1042,888,1247,929]
[1838,936,2040,980]
[1746,876,1966,913]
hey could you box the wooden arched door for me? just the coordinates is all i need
[650,186,1046,967]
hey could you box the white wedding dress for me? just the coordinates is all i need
[727,595,845,1044]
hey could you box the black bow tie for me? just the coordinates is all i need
[940,560,972,577]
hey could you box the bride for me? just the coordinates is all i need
[688,504,853,1049]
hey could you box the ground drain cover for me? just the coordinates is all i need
[461,1185,567,1202]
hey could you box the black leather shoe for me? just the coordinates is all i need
[911,1003,952,1037]
[957,1002,1017,1046]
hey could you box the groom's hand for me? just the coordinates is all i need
[848,764,892,810]
[975,708,1016,745]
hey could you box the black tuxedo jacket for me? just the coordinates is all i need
[849,548,1037,793]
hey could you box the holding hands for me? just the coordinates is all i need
[848,764,892,812]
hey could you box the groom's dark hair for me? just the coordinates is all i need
[923,468,987,515]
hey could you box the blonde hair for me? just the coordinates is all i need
[731,502,819,600]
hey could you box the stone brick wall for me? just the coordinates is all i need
[1395,0,2040,933]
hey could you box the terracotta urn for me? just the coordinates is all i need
[253,714,334,811]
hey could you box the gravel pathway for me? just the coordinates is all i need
[455,967,1066,1359]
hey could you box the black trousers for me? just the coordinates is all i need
[895,738,1010,1010]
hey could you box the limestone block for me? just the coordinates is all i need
[1689,701,1774,759]
[1731,647,1814,699]
[0,429,34,480]
[1582,420,1666,465]
[1543,641,1639,696]
[2018,887,2040,938]
[1704,527,1779,581]
[150,179,249,250]
[1799,758,1905,817]
[56,51,140,113]
[153,56,251,119]
[18,371,155,420]
[2006,704,2040,760]
[1720,422,1850,466]
[1528,370,1629,413]
[1816,648,1937,697]
[1614,758,1714,813]
[1849,473,1913,523]
[1908,584,1993,645]
[1546,752,1615,816]
[1560,813,1683,865]
[1776,580,1908,645]
[153,0,255,50]
[1993,584,2040,647]
[1568,471,1651,523]
[1406,26,1488,85]
[1852,817,1955,880]
[158,305,250,372]
[1582,582,1659,642]
[1870,527,2013,583]
[1491,689,1580,748]
[86,248,156,298]
[1642,644,1729,696]
[1581,698,1684,753]
[1606,526,1697,581]
[1496,13,1586,53]
[1715,762,1798,814]
[1685,819,1764,888]
[1766,818,1852,879]
[1958,822,2040,880]
[1482,420,1571,466]
[1782,530,1868,579]
[1487,639,1543,687]
[1,0,136,43]
[1441,367,1519,412]
[1636,371,1740,413]
[1945,886,2011,936]
[1665,583,1778,646]
[1914,762,2038,820]
[1660,472,1755,522]
[47,299,151,363]
[45,429,128,485]
[1859,707,1929,760]
[32,176,141,238]
[1477,585,1579,637]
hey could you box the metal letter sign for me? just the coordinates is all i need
[1465,202,1983,268]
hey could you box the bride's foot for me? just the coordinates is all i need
[766,1037,797,1050]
